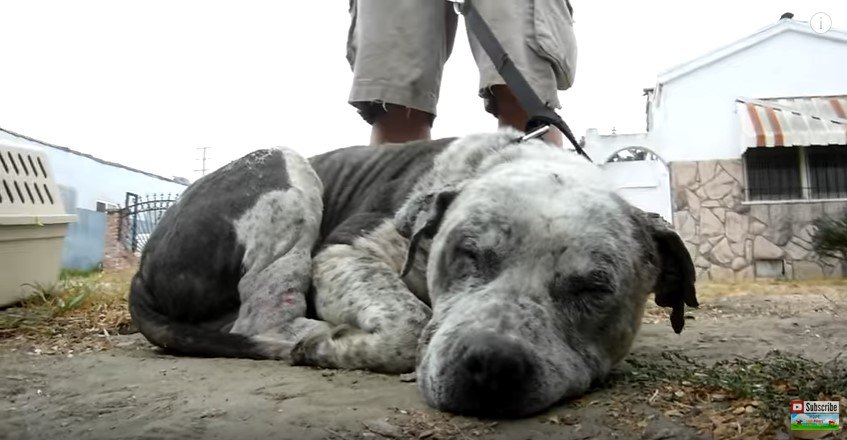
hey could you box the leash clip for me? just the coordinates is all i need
[519,125,550,142]
[449,0,465,15]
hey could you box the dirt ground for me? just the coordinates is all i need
[1,280,846,440]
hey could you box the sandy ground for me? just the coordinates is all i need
[1,283,846,440]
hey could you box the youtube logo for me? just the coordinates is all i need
[790,401,804,413]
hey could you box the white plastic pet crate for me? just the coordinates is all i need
[0,141,76,307]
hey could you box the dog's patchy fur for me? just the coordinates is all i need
[129,129,697,417]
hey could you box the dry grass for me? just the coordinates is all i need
[0,269,135,354]
[695,277,847,300]
[605,351,847,439]
[384,409,498,440]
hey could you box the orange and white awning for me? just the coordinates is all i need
[736,95,847,152]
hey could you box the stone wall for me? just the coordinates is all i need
[670,159,847,281]
[102,210,139,272]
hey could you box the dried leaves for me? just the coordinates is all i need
[0,269,134,354]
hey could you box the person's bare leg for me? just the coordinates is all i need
[490,85,563,147]
[370,104,433,146]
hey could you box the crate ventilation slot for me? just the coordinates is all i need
[0,147,56,207]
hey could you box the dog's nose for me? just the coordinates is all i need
[452,331,536,416]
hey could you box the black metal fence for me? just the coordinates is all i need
[118,192,180,253]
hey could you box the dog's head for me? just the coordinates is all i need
[395,130,697,417]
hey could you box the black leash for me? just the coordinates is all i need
[453,0,591,161]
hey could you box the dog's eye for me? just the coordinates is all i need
[455,238,480,264]
[451,238,500,278]
[550,271,614,296]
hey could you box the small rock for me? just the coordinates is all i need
[200,408,226,418]
[663,409,683,417]
[399,372,417,382]
[363,419,401,438]
[711,394,728,402]
[732,406,746,415]
[418,430,435,439]
[774,430,790,440]
[641,426,676,440]
[673,391,685,398]
[559,414,580,425]
[745,406,755,414]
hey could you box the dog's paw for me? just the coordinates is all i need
[290,328,340,367]
[290,324,363,368]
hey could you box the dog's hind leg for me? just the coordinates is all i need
[228,149,331,359]
[291,220,432,374]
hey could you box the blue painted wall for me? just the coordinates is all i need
[60,208,106,270]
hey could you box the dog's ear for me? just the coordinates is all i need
[633,210,698,334]
[394,131,534,277]
[396,190,457,277]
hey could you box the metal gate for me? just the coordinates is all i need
[118,192,180,253]
[601,147,672,222]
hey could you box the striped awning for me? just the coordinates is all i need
[736,96,847,152]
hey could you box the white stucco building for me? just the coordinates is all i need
[585,17,847,280]
[0,128,187,211]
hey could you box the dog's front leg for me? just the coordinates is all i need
[291,221,431,374]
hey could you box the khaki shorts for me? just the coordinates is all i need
[346,0,578,124]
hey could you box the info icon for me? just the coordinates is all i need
[810,12,833,34]
[790,401,804,413]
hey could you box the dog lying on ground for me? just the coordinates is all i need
[129,129,697,417]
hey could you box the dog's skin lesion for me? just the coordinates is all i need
[129,129,697,419]
[228,150,333,358]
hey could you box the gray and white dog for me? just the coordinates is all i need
[129,129,697,417]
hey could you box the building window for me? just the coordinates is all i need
[96,201,118,212]
[744,147,802,201]
[807,146,847,199]
[744,145,847,201]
